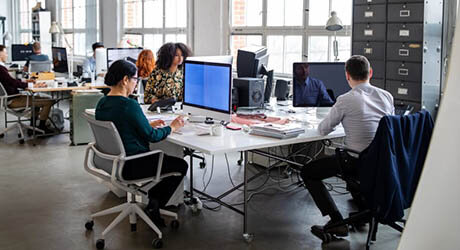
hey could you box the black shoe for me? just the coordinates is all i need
[311,220,349,237]
[145,199,166,228]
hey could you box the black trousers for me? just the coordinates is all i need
[123,154,188,208]
[300,154,358,218]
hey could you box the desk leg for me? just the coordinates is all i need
[32,94,36,145]
[242,151,254,243]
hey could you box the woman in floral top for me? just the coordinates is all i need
[144,43,192,103]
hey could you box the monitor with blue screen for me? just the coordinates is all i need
[183,60,232,122]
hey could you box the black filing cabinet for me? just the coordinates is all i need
[352,0,432,112]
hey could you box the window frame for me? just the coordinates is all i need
[122,0,192,52]
[229,0,352,76]
[58,0,100,57]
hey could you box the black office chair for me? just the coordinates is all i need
[314,110,434,249]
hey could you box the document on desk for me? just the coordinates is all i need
[174,124,210,136]
[146,114,178,124]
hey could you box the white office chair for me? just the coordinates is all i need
[83,113,180,249]
[0,82,44,144]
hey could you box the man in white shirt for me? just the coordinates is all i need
[82,42,104,78]
[301,55,394,237]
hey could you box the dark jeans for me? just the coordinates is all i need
[123,154,188,208]
[300,154,358,218]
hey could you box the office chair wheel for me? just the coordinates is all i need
[152,238,163,249]
[170,220,179,230]
[96,239,105,249]
[199,161,206,168]
[0,134,4,138]
[18,133,21,138]
[237,159,243,166]
[19,139,25,144]
[131,223,137,232]
[85,220,94,230]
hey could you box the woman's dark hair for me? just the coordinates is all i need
[156,42,193,70]
[104,60,137,86]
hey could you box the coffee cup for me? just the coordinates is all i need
[210,124,223,136]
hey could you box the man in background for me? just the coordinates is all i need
[83,42,104,78]
[23,42,50,72]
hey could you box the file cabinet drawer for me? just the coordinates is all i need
[353,42,385,60]
[386,42,423,62]
[386,62,422,82]
[388,0,423,3]
[369,60,385,79]
[354,0,387,5]
[388,3,424,23]
[386,80,421,102]
[354,4,386,23]
[394,99,421,113]
[387,23,423,42]
[372,78,385,89]
[353,23,386,41]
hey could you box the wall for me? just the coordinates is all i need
[397,16,460,250]
[100,0,121,48]
[193,0,229,56]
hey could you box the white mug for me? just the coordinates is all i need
[27,82,34,89]
[210,124,223,136]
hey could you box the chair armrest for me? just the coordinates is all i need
[121,149,165,183]
[159,172,181,179]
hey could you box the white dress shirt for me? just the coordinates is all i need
[318,82,394,153]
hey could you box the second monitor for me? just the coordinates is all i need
[52,47,68,73]
[183,60,232,122]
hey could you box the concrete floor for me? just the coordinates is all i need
[0,112,401,250]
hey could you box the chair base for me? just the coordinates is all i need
[88,200,178,241]
[0,121,44,143]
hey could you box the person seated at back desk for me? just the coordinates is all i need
[293,63,334,107]
[144,42,192,104]
[300,55,394,239]
[0,45,54,134]
[96,59,188,226]
[83,42,105,78]
[23,42,50,72]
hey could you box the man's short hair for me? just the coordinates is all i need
[92,42,104,52]
[0,45,6,52]
[32,42,41,52]
[345,55,371,81]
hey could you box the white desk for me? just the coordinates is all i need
[87,104,345,241]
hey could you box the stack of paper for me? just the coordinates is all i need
[249,123,305,139]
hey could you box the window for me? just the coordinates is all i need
[60,0,100,56]
[18,0,46,43]
[230,0,352,74]
[123,0,189,55]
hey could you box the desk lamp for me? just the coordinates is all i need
[49,21,74,80]
[325,11,344,62]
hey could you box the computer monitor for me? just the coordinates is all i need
[11,44,34,61]
[236,46,269,78]
[293,62,351,107]
[106,48,143,68]
[95,47,107,76]
[236,46,273,103]
[183,60,232,122]
[52,47,68,73]
[187,55,233,65]
[29,61,52,73]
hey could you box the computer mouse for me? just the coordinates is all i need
[242,125,250,132]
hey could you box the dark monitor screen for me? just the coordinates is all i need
[293,62,350,107]
[183,61,232,114]
[11,44,34,61]
[236,46,268,78]
[52,47,68,73]
[106,48,143,68]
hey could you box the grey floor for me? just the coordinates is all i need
[0,111,401,250]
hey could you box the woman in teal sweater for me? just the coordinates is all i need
[96,60,187,225]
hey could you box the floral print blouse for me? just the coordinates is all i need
[144,68,183,103]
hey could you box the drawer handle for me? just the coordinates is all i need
[398,88,408,95]
[400,10,411,17]
[364,29,373,36]
[367,0,373,2]
[398,68,409,76]
[399,49,410,56]
[399,30,410,37]
[365,11,374,18]
[364,47,373,54]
